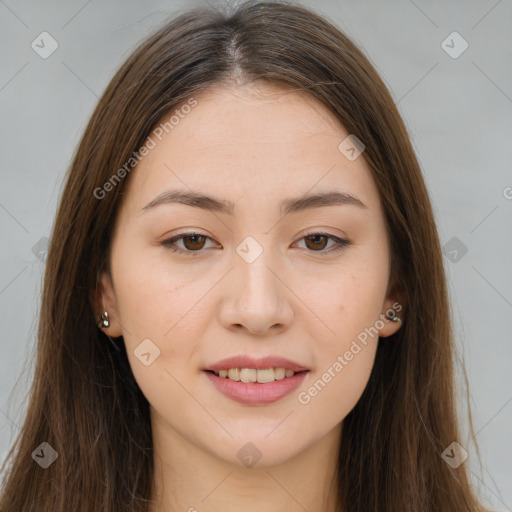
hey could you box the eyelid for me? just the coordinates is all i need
[160,231,218,255]
[159,229,352,256]
[294,230,351,254]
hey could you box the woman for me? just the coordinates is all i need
[0,1,491,510]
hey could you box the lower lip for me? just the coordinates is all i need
[204,370,308,405]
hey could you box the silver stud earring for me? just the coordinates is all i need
[98,311,110,328]
[387,312,401,323]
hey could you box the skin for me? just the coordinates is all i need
[97,82,403,512]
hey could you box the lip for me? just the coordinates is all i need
[204,370,308,405]
[204,355,309,373]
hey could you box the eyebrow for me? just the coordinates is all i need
[141,190,367,216]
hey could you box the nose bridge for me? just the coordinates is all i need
[222,237,293,334]
[235,245,281,309]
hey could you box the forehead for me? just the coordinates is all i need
[122,82,382,216]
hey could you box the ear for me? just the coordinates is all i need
[378,276,406,339]
[91,271,123,338]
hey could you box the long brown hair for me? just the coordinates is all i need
[0,2,490,510]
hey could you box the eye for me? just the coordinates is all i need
[293,232,351,255]
[161,233,217,256]
[160,231,351,256]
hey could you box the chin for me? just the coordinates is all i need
[211,436,306,469]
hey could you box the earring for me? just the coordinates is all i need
[387,311,401,323]
[98,311,110,329]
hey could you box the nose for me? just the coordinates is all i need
[218,251,294,336]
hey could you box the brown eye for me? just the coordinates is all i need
[161,232,351,257]
[304,234,329,251]
[161,233,215,256]
[180,234,207,251]
[296,232,351,254]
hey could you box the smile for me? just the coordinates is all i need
[211,367,296,383]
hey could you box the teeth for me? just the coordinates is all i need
[274,367,286,380]
[227,368,240,381]
[213,367,296,382]
[256,368,274,383]
[240,368,257,383]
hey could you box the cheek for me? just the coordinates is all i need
[115,267,209,415]
[297,277,381,423]
[110,249,212,392]
[298,264,387,349]
[112,245,210,337]
[293,259,385,416]
[296,342,377,437]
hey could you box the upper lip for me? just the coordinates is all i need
[204,355,309,373]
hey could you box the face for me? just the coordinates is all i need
[98,82,402,468]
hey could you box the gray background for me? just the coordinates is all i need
[1,0,511,509]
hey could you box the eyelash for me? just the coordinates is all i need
[160,231,351,257]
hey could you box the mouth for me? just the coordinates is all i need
[203,355,310,405]
[204,367,304,383]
